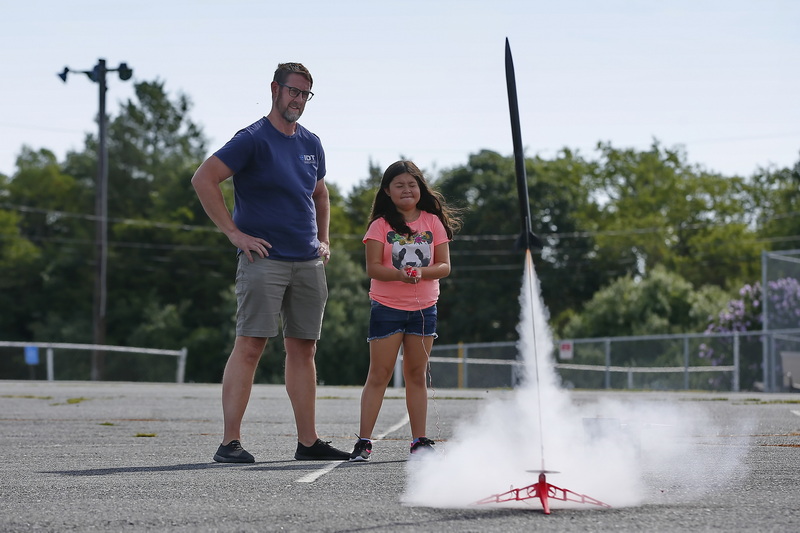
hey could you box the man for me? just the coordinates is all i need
[192,62,349,462]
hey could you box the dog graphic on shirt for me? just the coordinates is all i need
[388,231,433,270]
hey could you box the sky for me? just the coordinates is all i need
[2,0,798,194]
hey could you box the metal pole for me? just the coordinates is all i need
[47,348,54,381]
[761,251,769,392]
[393,346,403,388]
[59,59,132,381]
[604,338,611,389]
[177,347,187,384]
[457,342,464,388]
[463,344,470,388]
[683,336,690,390]
[58,59,134,381]
[91,59,108,381]
[770,334,777,392]
[733,332,740,392]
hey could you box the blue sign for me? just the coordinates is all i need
[24,346,39,365]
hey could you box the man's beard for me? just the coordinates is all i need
[282,106,302,123]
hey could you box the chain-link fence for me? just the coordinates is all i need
[394,328,800,392]
[557,332,750,392]
[773,332,800,390]
[401,341,521,389]
[762,249,800,391]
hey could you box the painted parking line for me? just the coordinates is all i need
[295,413,410,483]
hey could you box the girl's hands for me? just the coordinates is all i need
[402,265,420,283]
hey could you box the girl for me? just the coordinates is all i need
[350,160,461,461]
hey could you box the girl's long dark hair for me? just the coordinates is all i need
[368,160,461,239]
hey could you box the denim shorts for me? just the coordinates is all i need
[367,300,438,342]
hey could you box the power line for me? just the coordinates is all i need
[1,203,218,233]
[4,202,800,250]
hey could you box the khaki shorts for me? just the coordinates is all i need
[235,254,328,340]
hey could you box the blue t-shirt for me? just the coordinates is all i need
[214,117,326,261]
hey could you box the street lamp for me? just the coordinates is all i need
[58,58,133,381]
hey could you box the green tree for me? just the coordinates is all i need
[562,265,729,340]
[334,160,384,274]
[93,80,233,381]
[434,149,608,343]
[750,155,800,250]
[0,172,41,346]
[315,249,371,385]
[434,150,526,344]
[4,81,234,382]
[588,141,761,290]
[2,147,93,342]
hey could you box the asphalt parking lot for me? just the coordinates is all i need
[1,380,798,532]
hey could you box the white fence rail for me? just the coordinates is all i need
[0,341,187,383]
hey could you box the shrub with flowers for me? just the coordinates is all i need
[701,278,800,389]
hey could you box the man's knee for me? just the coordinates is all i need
[231,337,267,365]
[285,338,317,359]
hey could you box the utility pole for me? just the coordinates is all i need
[58,59,133,380]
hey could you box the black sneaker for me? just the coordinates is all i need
[349,438,372,462]
[410,437,435,455]
[294,439,350,461]
[213,440,255,463]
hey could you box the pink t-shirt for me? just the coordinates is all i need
[363,211,450,311]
